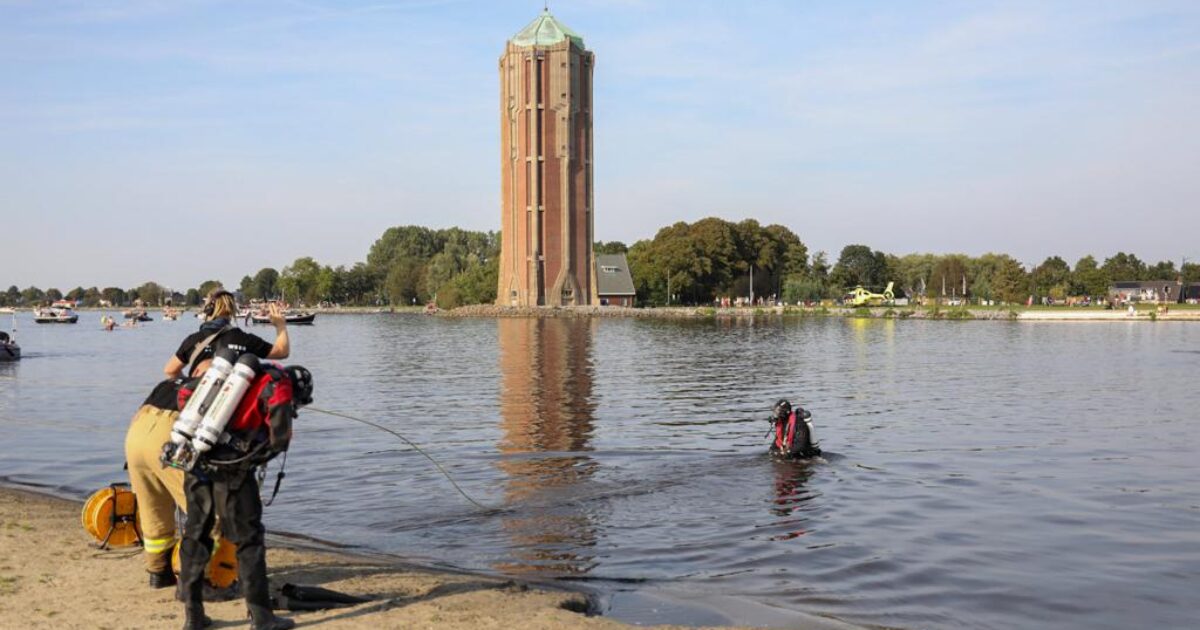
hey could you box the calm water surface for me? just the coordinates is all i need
[1,313,1197,629]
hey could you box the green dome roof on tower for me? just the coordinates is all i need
[510,9,584,48]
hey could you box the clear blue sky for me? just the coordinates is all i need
[3,0,1198,290]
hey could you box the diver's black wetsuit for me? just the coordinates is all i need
[179,467,274,622]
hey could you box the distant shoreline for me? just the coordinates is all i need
[13,304,1198,322]
[441,304,1200,322]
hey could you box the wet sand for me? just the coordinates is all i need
[0,486,719,630]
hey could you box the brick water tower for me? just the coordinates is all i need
[497,9,596,307]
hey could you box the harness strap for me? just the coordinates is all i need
[187,324,234,376]
[264,452,287,507]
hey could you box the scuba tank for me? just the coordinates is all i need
[163,348,239,469]
[192,353,261,454]
[171,348,237,445]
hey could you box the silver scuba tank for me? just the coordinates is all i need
[170,348,237,447]
[192,354,261,453]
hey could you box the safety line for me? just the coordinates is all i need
[305,406,496,512]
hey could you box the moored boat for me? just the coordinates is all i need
[0,334,18,361]
[1,314,18,360]
[251,311,316,325]
[34,303,79,324]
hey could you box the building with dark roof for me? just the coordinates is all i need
[594,253,636,306]
[1108,280,1199,303]
[496,10,596,307]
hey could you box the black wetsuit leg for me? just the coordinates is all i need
[220,470,272,617]
[179,474,218,606]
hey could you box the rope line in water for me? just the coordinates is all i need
[0,407,498,512]
[305,406,495,512]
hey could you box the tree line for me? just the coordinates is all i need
[0,226,499,309]
[3,219,1196,308]
[621,220,1198,305]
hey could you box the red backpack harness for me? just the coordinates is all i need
[178,362,294,448]
[774,410,800,453]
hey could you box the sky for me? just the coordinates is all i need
[2,0,1199,290]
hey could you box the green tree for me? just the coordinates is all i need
[831,245,887,291]
[435,256,499,308]
[185,289,201,306]
[5,286,19,305]
[894,253,937,299]
[1071,256,1109,297]
[101,287,125,306]
[594,241,628,255]
[1033,256,1071,297]
[930,254,971,299]
[782,276,824,304]
[1146,260,1178,281]
[1182,262,1200,284]
[342,263,378,304]
[367,226,442,276]
[196,280,223,299]
[238,275,254,297]
[991,256,1029,304]
[278,258,322,304]
[65,287,86,303]
[1101,252,1146,282]
[136,282,165,306]
[82,287,101,307]
[247,268,279,301]
[45,288,63,302]
[385,257,426,306]
[22,286,45,304]
[313,265,346,304]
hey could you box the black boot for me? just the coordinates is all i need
[149,568,177,589]
[249,604,295,630]
[182,605,212,630]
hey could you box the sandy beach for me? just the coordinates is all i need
[0,486,729,630]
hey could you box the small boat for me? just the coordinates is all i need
[251,311,316,325]
[0,315,18,361]
[34,303,79,324]
[123,309,153,322]
[0,334,18,361]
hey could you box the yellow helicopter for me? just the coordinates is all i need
[843,281,895,307]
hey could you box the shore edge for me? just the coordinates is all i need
[0,484,725,630]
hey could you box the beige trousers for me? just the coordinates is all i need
[124,405,187,573]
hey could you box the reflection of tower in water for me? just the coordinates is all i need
[495,318,598,576]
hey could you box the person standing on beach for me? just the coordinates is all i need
[124,378,189,588]
[170,290,295,630]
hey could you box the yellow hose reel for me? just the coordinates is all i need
[81,483,142,548]
[172,535,239,589]
[83,482,238,588]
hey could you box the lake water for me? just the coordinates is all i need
[1,312,1197,629]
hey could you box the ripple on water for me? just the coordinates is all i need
[1,314,1198,629]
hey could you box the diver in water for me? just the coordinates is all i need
[768,399,821,459]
